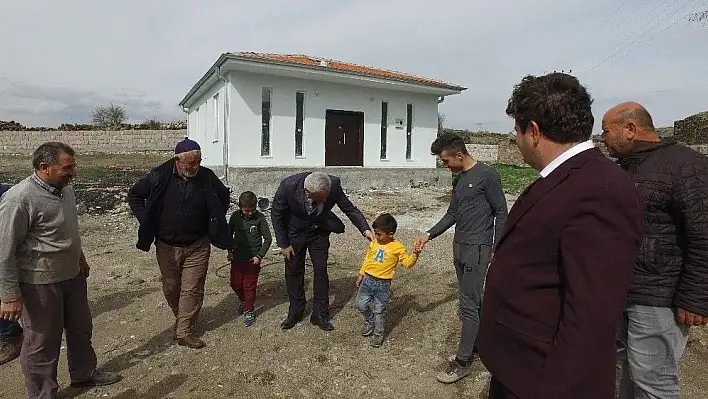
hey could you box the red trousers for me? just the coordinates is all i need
[230,261,260,311]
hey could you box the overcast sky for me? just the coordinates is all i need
[1,0,706,132]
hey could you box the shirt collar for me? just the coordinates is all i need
[30,173,63,197]
[539,140,595,178]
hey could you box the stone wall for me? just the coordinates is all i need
[0,129,187,154]
[674,112,708,145]
[465,144,499,163]
[465,140,705,165]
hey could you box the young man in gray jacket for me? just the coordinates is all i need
[0,142,120,397]
[414,132,508,384]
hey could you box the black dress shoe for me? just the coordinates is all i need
[280,313,302,330]
[311,317,334,331]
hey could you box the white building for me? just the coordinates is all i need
[178,52,465,194]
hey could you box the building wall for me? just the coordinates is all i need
[226,71,440,168]
[186,81,226,167]
[0,130,186,154]
[228,167,452,199]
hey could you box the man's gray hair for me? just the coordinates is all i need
[304,172,332,194]
[32,142,75,170]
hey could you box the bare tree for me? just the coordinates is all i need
[143,117,162,129]
[92,104,127,129]
[689,10,708,25]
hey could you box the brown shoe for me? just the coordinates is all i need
[177,335,206,349]
[0,334,23,366]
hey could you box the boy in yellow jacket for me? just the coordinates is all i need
[356,213,419,347]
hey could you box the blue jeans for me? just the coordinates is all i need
[0,318,22,340]
[617,304,690,399]
[355,275,391,337]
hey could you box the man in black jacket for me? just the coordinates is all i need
[602,102,708,398]
[128,139,232,349]
[271,171,373,331]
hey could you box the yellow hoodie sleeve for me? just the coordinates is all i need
[394,243,418,269]
[359,242,377,275]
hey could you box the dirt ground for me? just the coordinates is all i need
[0,155,707,398]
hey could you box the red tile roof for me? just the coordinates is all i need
[231,52,465,91]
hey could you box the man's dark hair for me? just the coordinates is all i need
[505,73,594,143]
[372,213,397,234]
[238,191,257,208]
[430,132,469,156]
[32,142,75,170]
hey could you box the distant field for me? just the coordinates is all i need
[0,153,172,187]
[492,163,537,194]
[0,153,536,196]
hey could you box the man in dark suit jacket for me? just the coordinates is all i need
[271,171,373,331]
[477,73,644,398]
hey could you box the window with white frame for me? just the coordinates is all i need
[213,93,219,140]
[406,103,414,160]
[380,101,388,159]
[261,87,272,156]
[295,91,305,157]
[195,107,200,137]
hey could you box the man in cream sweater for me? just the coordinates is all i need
[0,142,120,398]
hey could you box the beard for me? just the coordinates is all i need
[177,167,198,178]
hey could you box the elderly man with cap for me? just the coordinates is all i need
[128,138,233,349]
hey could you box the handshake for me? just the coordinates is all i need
[412,233,430,254]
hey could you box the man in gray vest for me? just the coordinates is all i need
[0,142,120,397]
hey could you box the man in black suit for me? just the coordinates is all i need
[271,171,373,330]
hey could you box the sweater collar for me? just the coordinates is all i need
[30,173,63,197]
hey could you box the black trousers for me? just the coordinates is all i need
[285,230,330,319]
[488,377,519,399]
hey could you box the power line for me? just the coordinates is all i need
[585,0,678,70]
[605,0,708,67]
[579,0,658,65]
[573,0,628,59]
[584,0,698,74]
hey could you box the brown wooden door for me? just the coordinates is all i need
[325,110,364,166]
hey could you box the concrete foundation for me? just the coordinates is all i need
[225,167,452,198]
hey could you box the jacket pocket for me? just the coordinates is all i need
[496,307,555,344]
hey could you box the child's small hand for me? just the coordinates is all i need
[356,274,364,288]
[227,251,233,262]
[251,257,261,266]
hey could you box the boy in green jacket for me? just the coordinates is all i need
[227,191,272,326]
